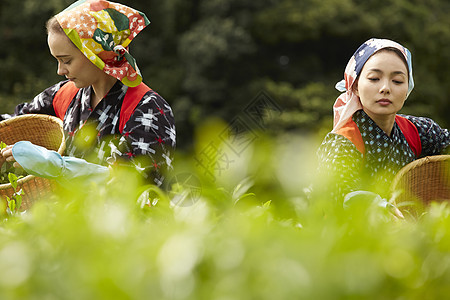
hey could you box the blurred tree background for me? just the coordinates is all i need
[1,0,449,150]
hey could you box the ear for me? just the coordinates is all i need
[352,79,359,96]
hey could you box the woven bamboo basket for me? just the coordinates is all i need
[391,155,450,217]
[0,114,65,211]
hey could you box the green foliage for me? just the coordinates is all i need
[1,0,448,149]
[0,1,448,296]
[262,79,337,132]
[5,173,24,216]
[0,127,449,299]
[0,143,26,214]
[0,143,27,186]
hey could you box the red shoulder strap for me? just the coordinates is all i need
[336,118,365,154]
[336,115,422,157]
[53,81,79,120]
[119,83,152,133]
[395,115,422,157]
[53,81,151,134]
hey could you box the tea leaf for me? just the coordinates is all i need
[15,195,22,211]
[8,198,15,213]
[8,173,18,190]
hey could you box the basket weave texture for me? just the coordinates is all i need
[0,114,65,210]
[391,155,450,215]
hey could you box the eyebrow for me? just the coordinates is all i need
[367,68,407,76]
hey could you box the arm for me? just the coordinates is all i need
[316,133,364,202]
[8,141,109,184]
[402,115,450,156]
[316,133,404,218]
[1,81,66,121]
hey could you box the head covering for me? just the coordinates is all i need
[55,0,150,87]
[332,38,414,133]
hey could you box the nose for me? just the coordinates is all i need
[57,62,68,76]
[379,79,391,94]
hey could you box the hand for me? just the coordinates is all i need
[0,149,5,169]
[386,202,405,220]
[344,190,405,221]
[0,145,22,169]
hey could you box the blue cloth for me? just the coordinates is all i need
[12,141,109,183]
[343,191,389,209]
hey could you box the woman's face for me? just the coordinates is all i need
[354,51,409,121]
[48,31,105,89]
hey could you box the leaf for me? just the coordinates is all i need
[263,200,272,208]
[0,141,6,150]
[232,177,254,201]
[8,199,15,213]
[8,173,18,190]
[15,195,22,211]
[234,193,256,206]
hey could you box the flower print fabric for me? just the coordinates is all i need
[317,110,450,201]
[332,38,414,133]
[0,1,175,186]
[56,0,150,87]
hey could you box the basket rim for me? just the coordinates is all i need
[390,154,450,192]
[0,114,65,191]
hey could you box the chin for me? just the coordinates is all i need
[73,81,88,89]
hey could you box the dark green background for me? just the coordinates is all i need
[1,0,449,150]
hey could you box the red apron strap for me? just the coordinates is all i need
[395,115,422,157]
[54,81,151,134]
[336,115,422,157]
[53,81,79,121]
[336,118,365,154]
[119,83,152,133]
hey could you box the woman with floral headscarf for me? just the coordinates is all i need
[0,0,175,187]
[317,38,449,204]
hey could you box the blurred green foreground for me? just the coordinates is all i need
[0,121,450,300]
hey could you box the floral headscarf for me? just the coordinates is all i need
[56,0,150,87]
[332,38,414,133]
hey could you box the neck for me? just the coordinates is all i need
[363,109,396,136]
[91,76,118,109]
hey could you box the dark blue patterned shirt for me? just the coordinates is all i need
[317,110,449,200]
[1,80,176,186]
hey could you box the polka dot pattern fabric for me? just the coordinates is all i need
[317,110,449,201]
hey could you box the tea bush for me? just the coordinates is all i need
[0,129,449,299]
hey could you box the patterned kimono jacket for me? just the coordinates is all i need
[1,80,176,186]
[317,110,449,201]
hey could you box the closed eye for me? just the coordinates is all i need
[55,55,72,65]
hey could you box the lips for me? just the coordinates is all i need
[376,98,392,106]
